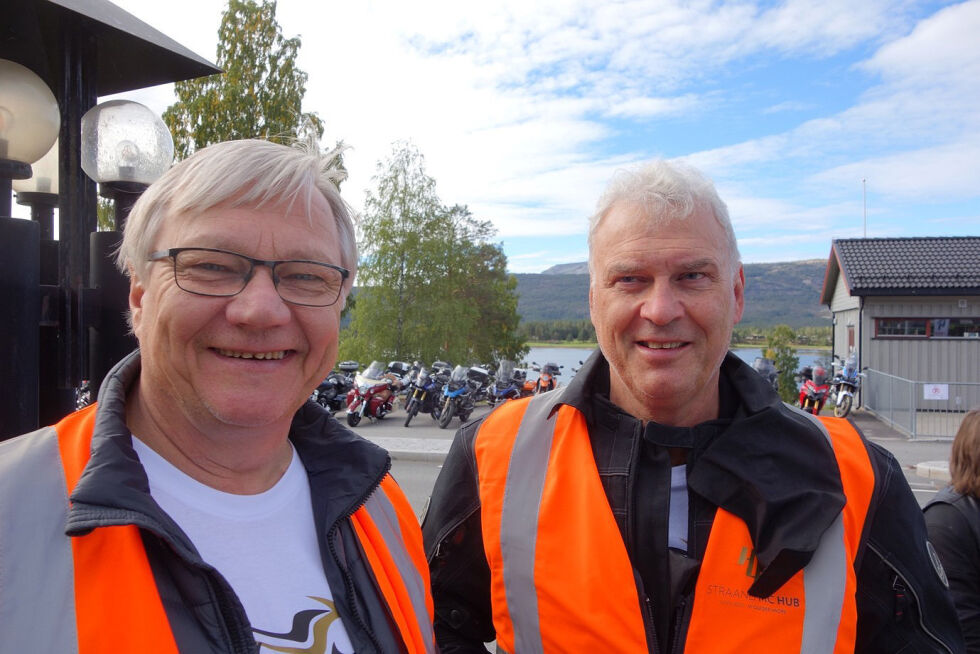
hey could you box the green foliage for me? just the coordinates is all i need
[732,325,831,347]
[96,198,114,231]
[162,0,323,158]
[765,324,800,404]
[340,142,525,365]
[520,320,596,343]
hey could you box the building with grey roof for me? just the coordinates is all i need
[820,237,980,437]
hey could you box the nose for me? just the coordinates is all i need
[224,266,291,327]
[638,282,684,326]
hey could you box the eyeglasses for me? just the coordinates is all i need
[148,247,349,307]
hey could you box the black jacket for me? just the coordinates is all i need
[423,350,964,653]
[65,352,409,653]
[925,488,980,652]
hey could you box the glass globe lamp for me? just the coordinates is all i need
[80,99,173,185]
[0,58,60,167]
[13,138,58,195]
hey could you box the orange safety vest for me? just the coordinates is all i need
[473,391,874,654]
[0,404,435,654]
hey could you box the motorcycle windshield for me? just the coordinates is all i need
[362,361,386,381]
[497,360,515,379]
[543,363,560,375]
[450,365,468,382]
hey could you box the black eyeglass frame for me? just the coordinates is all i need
[148,247,350,307]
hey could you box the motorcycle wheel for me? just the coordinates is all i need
[347,412,361,427]
[404,400,418,427]
[438,399,455,429]
[835,394,853,418]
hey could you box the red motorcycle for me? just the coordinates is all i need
[798,365,830,415]
[345,361,402,427]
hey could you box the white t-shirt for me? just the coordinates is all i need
[132,437,354,654]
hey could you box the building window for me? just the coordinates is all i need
[874,317,979,339]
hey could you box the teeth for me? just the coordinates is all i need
[641,342,683,350]
[216,348,286,360]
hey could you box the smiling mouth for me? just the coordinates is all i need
[638,341,686,350]
[214,348,287,360]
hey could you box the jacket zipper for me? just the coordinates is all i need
[669,595,691,654]
[643,595,661,654]
[326,464,390,654]
[867,543,954,654]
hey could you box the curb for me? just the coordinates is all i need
[915,460,951,482]
[365,436,450,464]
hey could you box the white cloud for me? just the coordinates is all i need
[96,0,979,272]
[811,137,980,200]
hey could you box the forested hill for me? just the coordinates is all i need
[515,259,831,328]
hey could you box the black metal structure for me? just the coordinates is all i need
[0,0,219,439]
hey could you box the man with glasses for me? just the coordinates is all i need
[0,139,436,653]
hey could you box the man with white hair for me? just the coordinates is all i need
[0,139,435,653]
[422,159,963,653]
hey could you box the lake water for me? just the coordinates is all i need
[525,345,828,381]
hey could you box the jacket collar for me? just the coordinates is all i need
[560,348,847,597]
[68,351,390,547]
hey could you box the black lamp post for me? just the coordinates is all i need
[0,0,220,440]
[0,57,61,436]
[81,98,175,399]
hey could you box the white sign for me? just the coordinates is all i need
[924,384,949,401]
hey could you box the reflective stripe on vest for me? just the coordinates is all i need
[474,396,875,654]
[685,413,874,653]
[0,424,81,654]
[351,475,436,653]
[475,390,647,653]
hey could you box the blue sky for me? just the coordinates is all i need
[86,0,980,272]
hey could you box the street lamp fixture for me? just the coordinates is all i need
[81,99,174,228]
[14,138,59,240]
[0,57,60,216]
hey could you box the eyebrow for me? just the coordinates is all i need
[606,257,719,276]
[175,240,332,263]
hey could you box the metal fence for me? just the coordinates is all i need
[863,369,980,440]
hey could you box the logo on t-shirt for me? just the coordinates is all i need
[253,596,353,654]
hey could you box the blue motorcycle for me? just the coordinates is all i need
[438,365,489,429]
[403,365,448,427]
[487,360,525,406]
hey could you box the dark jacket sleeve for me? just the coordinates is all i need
[855,442,965,653]
[422,421,495,654]
[925,500,980,652]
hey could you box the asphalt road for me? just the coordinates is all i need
[342,400,952,517]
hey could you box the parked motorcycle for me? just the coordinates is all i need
[403,365,448,427]
[437,365,488,429]
[345,361,402,427]
[751,356,779,392]
[521,364,539,397]
[487,360,525,406]
[830,354,864,418]
[798,364,831,415]
[533,361,562,394]
[312,360,358,413]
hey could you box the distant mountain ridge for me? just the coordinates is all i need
[516,259,830,328]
